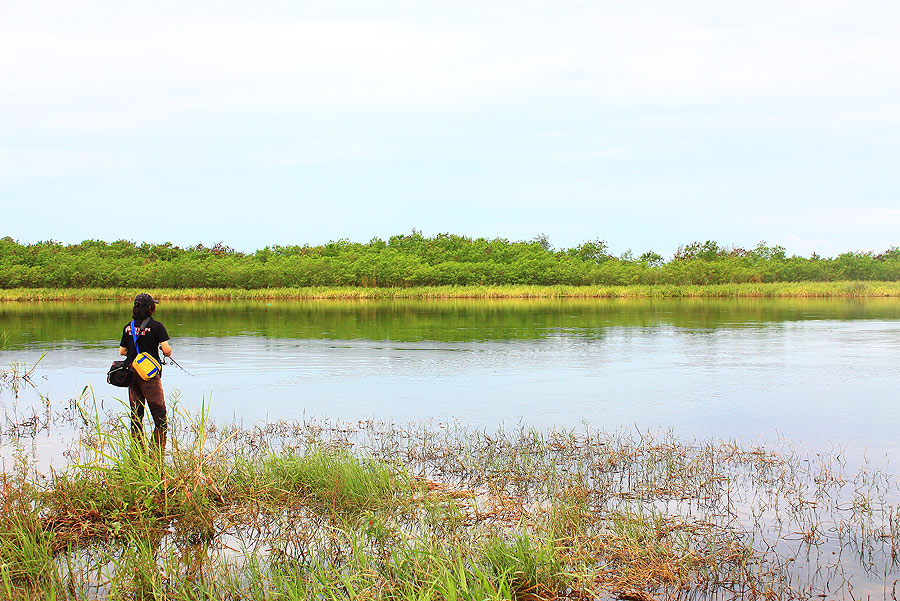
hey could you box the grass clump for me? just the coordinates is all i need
[479,534,563,598]
[0,458,55,596]
[232,446,399,512]
[0,515,54,590]
[1,404,899,599]
[43,416,405,554]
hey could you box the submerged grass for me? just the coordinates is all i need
[1,402,899,600]
[0,353,44,395]
[2,281,900,301]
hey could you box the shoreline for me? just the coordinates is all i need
[1,409,896,600]
[2,281,900,301]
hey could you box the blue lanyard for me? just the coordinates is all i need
[131,320,141,354]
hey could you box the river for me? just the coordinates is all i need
[2,297,899,466]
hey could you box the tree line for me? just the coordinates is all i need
[1,234,898,288]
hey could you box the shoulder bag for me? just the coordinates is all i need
[130,318,162,381]
[106,317,154,386]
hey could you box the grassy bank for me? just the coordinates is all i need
[1,399,898,600]
[3,281,900,301]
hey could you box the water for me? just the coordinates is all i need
[2,297,900,462]
[3,297,900,598]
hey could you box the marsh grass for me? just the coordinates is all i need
[3,281,900,302]
[0,402,898,600]
[0,352,44,396]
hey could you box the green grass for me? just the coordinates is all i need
[478,534,563,597]
[241,446,400,511]
[0,515,54,588]
[1,401,898,600]
[3,281,900,301]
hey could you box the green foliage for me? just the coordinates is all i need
[2,407,896,600]
[479,534,562,597]
[0,515,54,586]
[1,234,899,289]
[639,250,664,266]
[239,447,401,512]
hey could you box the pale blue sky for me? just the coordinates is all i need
[2,1,899,257]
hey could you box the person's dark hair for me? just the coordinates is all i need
[132,303,155,320]
[132,293,157,321]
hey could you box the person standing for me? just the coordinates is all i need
[119,293,172,452]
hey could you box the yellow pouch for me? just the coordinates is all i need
[133,352,162,381]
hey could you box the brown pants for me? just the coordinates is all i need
[128,375,166,451]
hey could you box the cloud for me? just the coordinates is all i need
[748,207,900,231]
[3,1,899,256]
[0,147,138,177]
[250,138,381,164]
[463,148,635,163]
[744,208,900,254]
[3,2,900,135]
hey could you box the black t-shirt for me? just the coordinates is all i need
[120,318,170,367]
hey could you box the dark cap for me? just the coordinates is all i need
[133,293,158,307]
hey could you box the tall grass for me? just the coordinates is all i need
[3,281,900,301]
[1,402,898,599]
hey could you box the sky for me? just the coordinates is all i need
[2,0,899,258]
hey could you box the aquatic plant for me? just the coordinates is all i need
[0,353,44,395]
[1,398,898,600]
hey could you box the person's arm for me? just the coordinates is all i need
[157,322,172,358]
[119,327,130,357]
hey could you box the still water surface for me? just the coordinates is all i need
[2,298,899,460]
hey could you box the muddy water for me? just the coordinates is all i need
[2,298,900,463]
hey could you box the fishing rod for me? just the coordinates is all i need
[162,355,195,377]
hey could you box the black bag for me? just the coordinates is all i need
[107,360,131,387]
[107,317,150,387]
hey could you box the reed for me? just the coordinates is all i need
[3,281,900,302]
[0,353,44,395]
[1,401,898,600]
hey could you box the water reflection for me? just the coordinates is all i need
[3,297,900,348]
[1,298,899,461]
